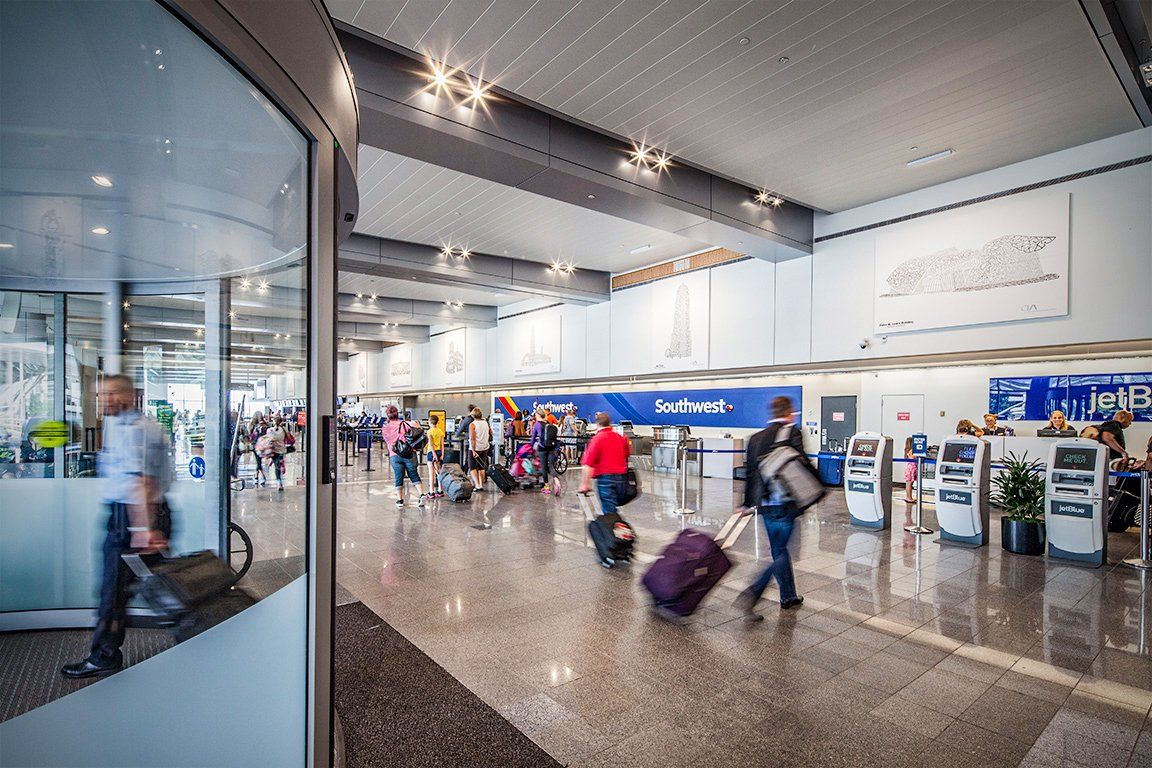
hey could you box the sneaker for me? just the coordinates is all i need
[599,558,614,569]
[277,482,284,491]
[395,499,404,509]
[417,494,427,507]
[781,596,804,610]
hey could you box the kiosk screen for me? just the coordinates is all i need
[851,439,879,457]
[1053,447,1096,471]
[942,443,978,464]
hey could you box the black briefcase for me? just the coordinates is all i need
[123,550,255,642]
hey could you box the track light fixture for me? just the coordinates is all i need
[548,260,576,275]
[628,141,673,174]
[439,245,472,260]
[424,58,494,110]
[754,190,784,207]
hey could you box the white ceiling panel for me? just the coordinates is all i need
[337,272,523,307]
[336,0,1142,211]
[353,144,710,273]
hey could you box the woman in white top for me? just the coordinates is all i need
[468,407,491,490]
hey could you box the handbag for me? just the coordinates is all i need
[617,467,641,506]
[757,424,825,513]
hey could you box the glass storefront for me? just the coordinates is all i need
[0,0,349,763]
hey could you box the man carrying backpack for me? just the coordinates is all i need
[531,407,562,495]
[734,396,806,620]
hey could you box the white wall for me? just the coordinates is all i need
[802,127,1152,363]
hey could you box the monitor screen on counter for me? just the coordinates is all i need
[851,438,879,457]
[1053,446,1097,471]
[942,442,978,464]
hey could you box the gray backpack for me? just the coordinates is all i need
[757,424,825,513]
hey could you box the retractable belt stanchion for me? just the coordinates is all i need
[674,441,695,516]
[904,456,934,535]
[342,429,351,467]
[1123,468,1152,570]
[364,431,375,472]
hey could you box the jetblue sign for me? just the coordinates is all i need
[940,490,972,505]
[494,386,802,428]
[1050,500,1093,519]
[847,480,874,494]
[989,373,1152,422]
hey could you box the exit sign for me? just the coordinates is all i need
[897,412,911,421]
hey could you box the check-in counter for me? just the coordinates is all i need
[701,437,744,479]
[984,435,1063,465]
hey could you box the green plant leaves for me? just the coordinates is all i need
[990,451,1045,522]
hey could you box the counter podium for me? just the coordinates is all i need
[935,436,991,547]
[844,432,893,530]
[1044,438,1108,567]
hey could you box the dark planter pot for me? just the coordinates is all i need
[1002,517,1045,555]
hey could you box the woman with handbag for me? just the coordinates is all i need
[382,405,427,509]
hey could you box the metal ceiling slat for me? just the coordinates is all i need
[495,0,626,93]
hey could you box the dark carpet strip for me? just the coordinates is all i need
[0,627,172,724]
[335,602,562,768]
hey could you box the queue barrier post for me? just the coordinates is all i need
[1123,468,1152,570]
[674,442,695,517]
[364,432,375,472]
[903,456,934,535]
[342,429,351,467]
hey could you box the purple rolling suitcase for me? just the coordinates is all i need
[641,512,752,618]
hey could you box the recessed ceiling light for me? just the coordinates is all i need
[0,243,13,249]
[629,244,652,254]
[909,146,919,151]
[91,175,113,188]
[157,63,165,70]
[90,226,110,235]
[738,37,750,45]
[154,49,162,55]
[778,56,790,64]
[587,194,596,199]
[906,148,955,167]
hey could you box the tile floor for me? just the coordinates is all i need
[317,457,1152,768]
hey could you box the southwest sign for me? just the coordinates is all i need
[493,386,803,429]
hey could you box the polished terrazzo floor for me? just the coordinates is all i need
[312,455,1152,768]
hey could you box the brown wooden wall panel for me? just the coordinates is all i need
[611,248,746,290]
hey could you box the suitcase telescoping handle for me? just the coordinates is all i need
[577,490,601,520]
[715,511,754,551]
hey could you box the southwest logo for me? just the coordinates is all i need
[655,397,734,415]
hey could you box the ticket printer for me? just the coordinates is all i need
[844,432,893,529]
[1045,438,1108,567]
[935,436,991,547]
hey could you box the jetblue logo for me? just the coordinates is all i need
[654,397,734,415]
[941,490,971,504]
[1088,385,1151,414]
[1052,501,1093,518]
[848,481,873,493]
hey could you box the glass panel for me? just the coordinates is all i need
[0,0,310,746]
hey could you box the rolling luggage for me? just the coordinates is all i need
[641,511,752,619]
[438,463,474,503]
[489,463,516,495]
[579,492,635,567]
[122,551,256,642]
[818,453,845,486]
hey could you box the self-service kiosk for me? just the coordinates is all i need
[934,436,991,546]
[489,412,505,463]
[1045,438,1108,567]
[844,432,893,529]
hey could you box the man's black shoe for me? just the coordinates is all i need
[781,596,804,610]
[61,659,122,679]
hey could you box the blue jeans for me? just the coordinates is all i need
[596,473,627,516]
[390,454,421,489]
[749,504,798,604]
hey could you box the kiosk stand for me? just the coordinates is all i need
[844,432,893,530]
[489,412,505,465]
[934,436,991,547]
[1045,438,1108,567]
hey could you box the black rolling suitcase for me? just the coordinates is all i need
[489,463,516,495]
[579,492,635,567]
[122,551,255,642]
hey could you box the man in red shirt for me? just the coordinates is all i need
[578,411,631,515]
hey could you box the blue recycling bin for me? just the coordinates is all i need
[818,453,845,486]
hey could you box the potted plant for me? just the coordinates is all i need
[991,452,1046,555]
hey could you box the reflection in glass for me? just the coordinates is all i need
[0,0,310,727]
